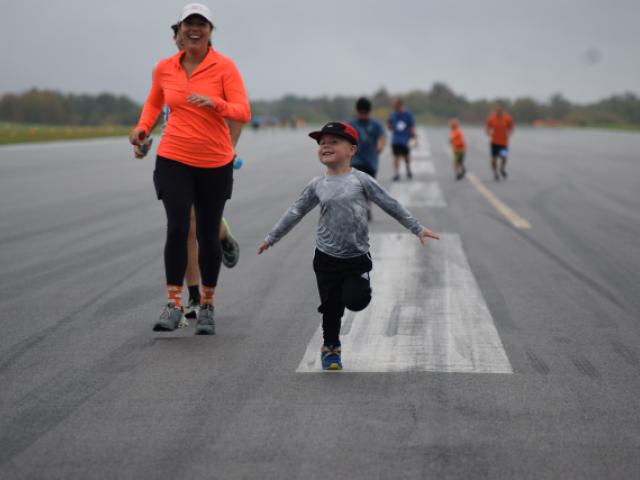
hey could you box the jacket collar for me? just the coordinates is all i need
[171,47,218,71]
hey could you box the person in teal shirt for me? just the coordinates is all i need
[348,97,386,220]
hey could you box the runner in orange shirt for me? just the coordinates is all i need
[135,22,242,327]
[449,118,466,180]
[485,103,514,181]
[129,3,250,335]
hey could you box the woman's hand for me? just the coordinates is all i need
[187,93,216,108]
[257,241,270,255]
[418,228,440,245]
[128,128,147,146]
[133,137,153,159]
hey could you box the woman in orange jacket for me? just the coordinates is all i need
[129,3,250,335]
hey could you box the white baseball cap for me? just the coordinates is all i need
[179,3,213,25]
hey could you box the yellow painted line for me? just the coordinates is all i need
[467,173,532,229]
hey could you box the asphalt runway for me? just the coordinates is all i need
[1,126,639,479]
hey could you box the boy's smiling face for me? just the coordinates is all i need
[317,134,356,168]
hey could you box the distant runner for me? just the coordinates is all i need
[486,103,514,181]
[387,97,416,181]
[448,118,466,180]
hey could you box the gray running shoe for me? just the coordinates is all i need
[153,304,183,332]
[195,303,215,335]
[221,233,240,268]
[183,297,200,320]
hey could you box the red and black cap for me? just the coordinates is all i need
[308,122,359,145]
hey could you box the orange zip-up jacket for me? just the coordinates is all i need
[450,127,465,152]
[136,48,251,168]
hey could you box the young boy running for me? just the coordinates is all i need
[258,122,440,370]
[449,118,466,180]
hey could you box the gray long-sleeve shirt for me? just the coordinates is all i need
[265,168,425,258]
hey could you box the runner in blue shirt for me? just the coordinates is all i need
[387,97,416,181]
[348,97,386,221]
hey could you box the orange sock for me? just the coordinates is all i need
[201,286,216,305]
[167,285,183,308]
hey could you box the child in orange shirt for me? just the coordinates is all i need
[449,119,466,180]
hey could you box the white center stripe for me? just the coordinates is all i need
[467,173,532,229]
[389,181,447,207]
[297,233,513,373]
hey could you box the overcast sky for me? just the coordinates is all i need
[2,0,639,104]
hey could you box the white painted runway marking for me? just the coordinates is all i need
[297,233,513,373]
[410,161,435,176]
[412,149,431,158]
[389,181,446,208]
[412,128,432,157]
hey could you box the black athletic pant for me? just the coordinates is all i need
[313,249,373,346]
[153,156,233,287]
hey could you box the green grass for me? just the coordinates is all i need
[0,123,131,145]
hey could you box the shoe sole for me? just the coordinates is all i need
[153,324,177,332]
[195,326,215,335]
[323,363,342,370]
[222,255,239,268]
[221,238,240,268]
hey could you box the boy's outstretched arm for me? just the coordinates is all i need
[358,171,439,244]
[257,178,320,255]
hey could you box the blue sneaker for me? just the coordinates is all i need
[320,344,342,371]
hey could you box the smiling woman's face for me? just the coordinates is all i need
[179,15,212,51]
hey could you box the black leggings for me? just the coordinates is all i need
[153,156,233,287]
[313,249,373,346]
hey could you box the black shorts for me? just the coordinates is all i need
[491,144,508,158]
[153,156,234,201]
[313,249,373,317]
[392,144,410,156]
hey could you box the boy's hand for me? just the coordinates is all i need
[418,228,440,245]
[257,241,270,255]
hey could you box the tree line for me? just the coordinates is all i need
[0,89,140,126]
[252,83,640,129]
[1,84,639,129]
